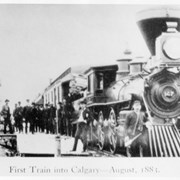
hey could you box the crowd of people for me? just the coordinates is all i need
[0,98,76,135]
[0,97,151,156]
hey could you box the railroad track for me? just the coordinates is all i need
[87,146,126,157]
[61,135,126,157]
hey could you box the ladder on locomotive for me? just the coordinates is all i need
[148,124,180,157]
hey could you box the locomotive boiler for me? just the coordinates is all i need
[71,8,180,157]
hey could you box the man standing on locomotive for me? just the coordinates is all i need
[124,100,151,157]
[71,99,93,152]
[1,99,13,134]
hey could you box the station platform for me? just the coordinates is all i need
[61,135,90,156]
[16,133,59,157]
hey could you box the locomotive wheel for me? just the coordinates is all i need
[109,132,117,154]
[97,111,105,150]
[108,108,117,153]
[108,108,116,127]
[98,130,105,150]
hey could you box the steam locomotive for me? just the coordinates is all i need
[70,8,180,157]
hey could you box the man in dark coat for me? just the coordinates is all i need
[49,104,56,134]
[14,101,23,133]
[65,93,75,136]
[23,99,32,133]
[43,104,50,134]
[71,99,93,152]
[57,102,63,134]
[13,103,18,132]
[1,99,13,134]
[124,100,151,157]
[30,102,37,134]
[37,105,44,133]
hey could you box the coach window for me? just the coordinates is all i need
[97,72,104,90]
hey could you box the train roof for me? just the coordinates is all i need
[47,65,90,87]
[84,64,118,74]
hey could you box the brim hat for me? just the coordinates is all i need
[133,100,141,106]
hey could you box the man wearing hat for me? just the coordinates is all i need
[124,100,151,157]
[1,99,13,134]
[57,102,63,134]
[43,103,50,134]
[30,102,37,134]
[14,101,24,133]
[71,99,93,152]
[23,99,32,133]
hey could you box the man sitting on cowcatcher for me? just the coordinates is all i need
[124,100,152,157]
[71,99,93,152]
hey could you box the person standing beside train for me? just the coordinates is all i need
[124,100,151,157]
[15,101,24,133]
[13,103,18,132]
[43,103,50,134]
[49,104,56,134]
[64,94,75,137]
[38,104,44,133]
[30,102,37,134]
[62,99,67,135]
[23,99,32,134]
[71,99,93,152]
[1,99,13,134]
[57,102,63,134]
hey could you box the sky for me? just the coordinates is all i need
[0,4,175,109]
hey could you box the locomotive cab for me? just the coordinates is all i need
[85,65,118,104]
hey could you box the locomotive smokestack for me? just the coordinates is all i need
[116,49,132,81]
[136,8,180,55]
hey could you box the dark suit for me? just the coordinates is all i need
[72,107,93,152]
[49,106,56,134]
[30,107,37,134]
[124,111,149,157]
[23,105,32,133]
[1,105,13,134]
[42,107,50,134]
[13,106,23,132]
[63,97,74,136]
[57,106,63,134]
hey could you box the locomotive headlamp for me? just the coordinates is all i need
[163,37,180,60]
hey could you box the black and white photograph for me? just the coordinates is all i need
[0,0,180,178]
